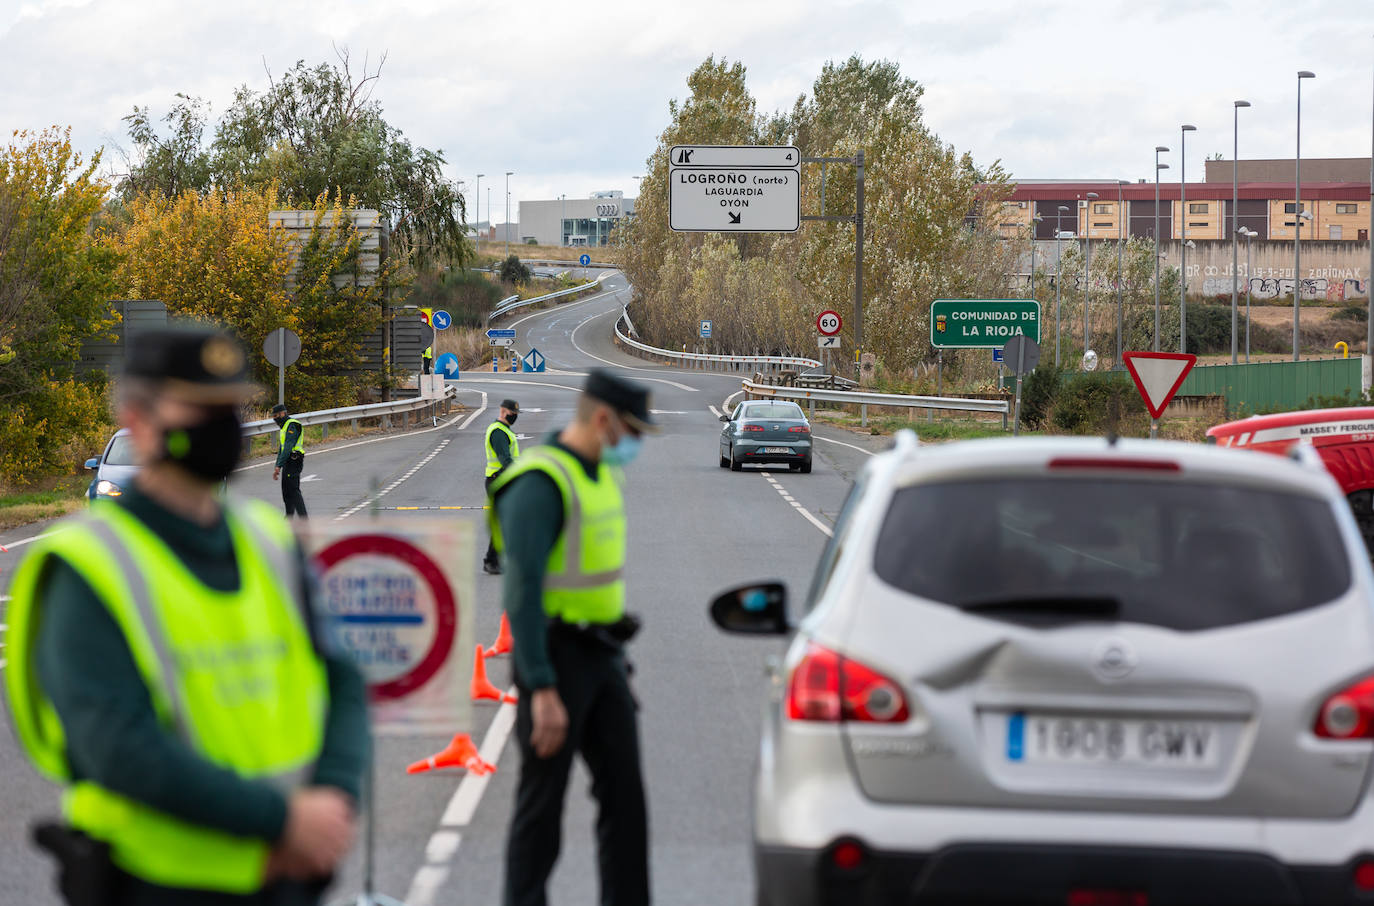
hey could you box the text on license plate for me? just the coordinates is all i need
[1006,712,1219,768]
[763,447,792,454]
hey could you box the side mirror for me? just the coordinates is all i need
[719,414,730,423]
[84,458,99,470]
[709,582,790,635]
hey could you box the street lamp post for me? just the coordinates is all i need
[1240,227,1257,362]
[1232,100,1251,364]
[1116,180,1127,367]
[1155,147,1169,352]
[475,174,483,252]
[1295,71,1316,361]
[1056,204,1070,368]
[1084,191,1099,360]
[504,170,514,259]
[1180,124,1197,354]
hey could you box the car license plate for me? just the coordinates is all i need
[1006,712,1219,769]
[763,447,791,454]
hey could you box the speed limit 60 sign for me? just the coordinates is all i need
[817,310,842,336]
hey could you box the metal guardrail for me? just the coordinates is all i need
[487,275,608,323]
[241,386,459,439]
[614,312,823,372]
[741,377,1009,429]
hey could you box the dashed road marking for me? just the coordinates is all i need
[761,473,833,537]
[335,439,452,521]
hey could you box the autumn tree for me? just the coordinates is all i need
[0,128,119,485]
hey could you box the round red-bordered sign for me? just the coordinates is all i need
[817,310,842,336]
[313,534,458,701]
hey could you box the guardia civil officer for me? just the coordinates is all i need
[272,402,308,518]
[482,398,521,575]
[489,370,655,906]
[5,327,369,905]
[421,345,434,375]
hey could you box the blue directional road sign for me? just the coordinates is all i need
[435,353,460,380]
[486,328,517,339]
[432,310,452,330]
[992,347,1004,364]
[579,253,591,266]
[700,319,713,339]
[522,347,547,373]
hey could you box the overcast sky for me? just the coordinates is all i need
[3,0,1372,222]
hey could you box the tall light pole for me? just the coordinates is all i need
[1084,191,1099,359]
[475,173,484,252]
[1231,101,1251,364]
[1155,148,1169,352]
[1116,180,1127,366]
[1240,227,1258,362]
[1056,204,1070,368]
[1180,124,1196,353]
[504,170,514,259]
[1295,71,1316,361]
[1030,213,1043,304]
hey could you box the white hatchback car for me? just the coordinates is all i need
[712,432,1374,906]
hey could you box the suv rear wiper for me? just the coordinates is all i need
[956,595,1122,618]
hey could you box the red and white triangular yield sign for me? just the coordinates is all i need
[1122,352,1197,420]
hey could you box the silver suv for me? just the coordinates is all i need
[712,433,1374,906]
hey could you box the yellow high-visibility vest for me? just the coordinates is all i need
[490,446,625,625]
[278,417,304,455]
[485,420,520,478]
[4,500,328,893]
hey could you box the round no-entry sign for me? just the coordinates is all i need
[817,310,842,336]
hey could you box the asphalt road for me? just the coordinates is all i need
[0,270,887,905]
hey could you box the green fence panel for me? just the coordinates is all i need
[1179,357,1363,415]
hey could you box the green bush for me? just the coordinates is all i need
[1334,304,1368,323]
[498,254,532,285]
[1017,365,1063,430]
[406,269,503,327]
[1049,374,1141,436]
[0,377,113,488]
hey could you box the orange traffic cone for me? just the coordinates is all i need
[471,644,517,705]
[405,731,496,776]
[485,612,514,658]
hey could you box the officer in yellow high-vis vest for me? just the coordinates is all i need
[488,370,656,906]
[5,327,369,905]
[482,398,520,575]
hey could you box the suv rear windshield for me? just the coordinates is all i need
[874,478,1352,630]
[742,404,805,420]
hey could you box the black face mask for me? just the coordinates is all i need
[161,407,242,482]
[273,415,288,427]
[505,412,518,427]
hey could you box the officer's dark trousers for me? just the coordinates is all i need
[504,637,649,906]
[281,453,308,518]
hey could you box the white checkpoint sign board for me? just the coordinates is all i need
[301,518,475,736]
[669,145,800,233]
[1123,352,1197,420]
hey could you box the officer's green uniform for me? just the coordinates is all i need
[5,489,367,904]
[490,425,648,906]
[276,415,307,518]
[422,346,434,375]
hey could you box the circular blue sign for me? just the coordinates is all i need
[435,353,460,380]
[579,253,591,267]
[432,310,452,330]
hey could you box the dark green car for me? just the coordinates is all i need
[719,401,812,473]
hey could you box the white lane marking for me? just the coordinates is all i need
[0,529,62,550]
[458,378,582,392]
[404,696,518,905]
[335,438,452,521]
[759,473,833,538]
[707,405,722,418]
[440,699,517,826]
[724,390,744,409]
[300,474,321,483]
[234,392,486,472]
[458,392,488,430]
[506,284,623,329]
[813,433,874,456]
[567,309,703,391]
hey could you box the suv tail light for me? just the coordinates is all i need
[785,642,909,723]
[1315,676,1374,739]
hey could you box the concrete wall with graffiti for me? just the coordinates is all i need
[1177,239,1369,301]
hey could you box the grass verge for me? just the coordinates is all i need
[0,478,89,532]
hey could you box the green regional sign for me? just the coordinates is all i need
[930,299,1041,349]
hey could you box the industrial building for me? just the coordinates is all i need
[518,191,636,247]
